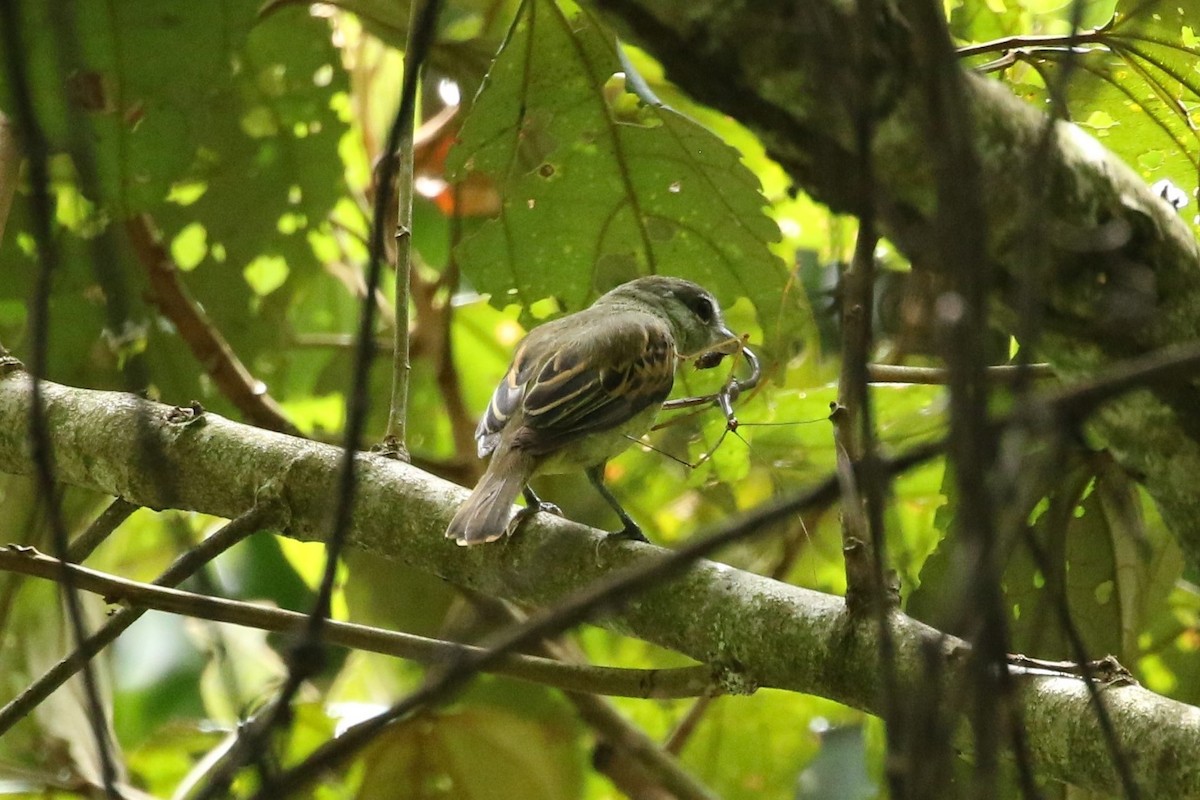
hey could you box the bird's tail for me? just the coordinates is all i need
[445,449,534,545]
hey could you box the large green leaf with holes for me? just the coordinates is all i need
[0,3,349,408]
[447,0,796,355]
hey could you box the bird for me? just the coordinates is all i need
[445,276,741,546]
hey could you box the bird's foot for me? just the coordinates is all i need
[603,522,648,544]
[505,498,564,537]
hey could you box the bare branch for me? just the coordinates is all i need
[0,505,274,738]
[867,363,1055,385]
[67,499,139,564]
[380,0,422,459]
[569,690,719,800]
[0,545,717,701]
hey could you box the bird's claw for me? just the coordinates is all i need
[604,523,648,544]
[505,499,564,536]
[534,500,564,518]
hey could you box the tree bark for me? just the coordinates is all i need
[593,0,1200,567]
[2,371,1199,796]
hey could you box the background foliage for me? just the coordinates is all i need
[0,0,1198,797]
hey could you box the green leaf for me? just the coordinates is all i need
[1008,0,1200,227]
[0,4,350,414]
[353,706,582,800]
[448,0,795,356]
[911,450,1183,663]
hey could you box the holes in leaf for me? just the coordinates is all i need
[437,79,461,106]
[244,254,289,296]
[168,182,207,206]
[171,223,208,271]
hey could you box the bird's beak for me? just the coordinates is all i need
[713,324,741,355]
[693,325,742,369]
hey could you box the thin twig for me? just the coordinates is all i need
[45,5,150,394]
[571,690,719,800]
[846,1,905,792]
[866,363,1055,385]
[0,4,122,794]
[0,111,18,248]
[430,259,478,462]
[0,545,717,701]
[67,499,140,564]
[0,505,275,738]
[903,0,1033,796]
[125,215,302,437]
[490,598,719,799]
[189,3,445,797]
[833,223,886,611]
[663,693,716,756]
[439,186,480,459]
[955,24,1111,60]
[381,0,423,460]
[1020,511,1137,793]
[996,0,1135,792]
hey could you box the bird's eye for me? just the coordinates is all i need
[690,296,715,323]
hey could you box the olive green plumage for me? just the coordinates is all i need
[446,276,738,545]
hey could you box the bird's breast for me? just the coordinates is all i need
[531,405,661,475]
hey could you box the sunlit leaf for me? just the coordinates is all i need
[448,0,796,356]
[1005,0,1200,227]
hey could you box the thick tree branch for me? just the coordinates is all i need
[1,373,1199,795]
[593,0,1200,569]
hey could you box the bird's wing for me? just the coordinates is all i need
[477,317,676,458]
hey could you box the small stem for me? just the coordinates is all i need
[0,545,716,701]
[572,691,719,800]
[383,1,423,461]
[955,26,1110,59]
[663,693,716,755]
[0,506,272,738]
[834,222,888,612]
[867,362,1055,385]
[1,5,121,791]
[68,499,140,563]
[0,111,19,248]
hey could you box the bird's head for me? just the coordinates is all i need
[602,276,740,366]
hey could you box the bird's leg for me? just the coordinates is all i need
[587,465,648,543]
[523,486,562,516]
[505,487,563,536]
